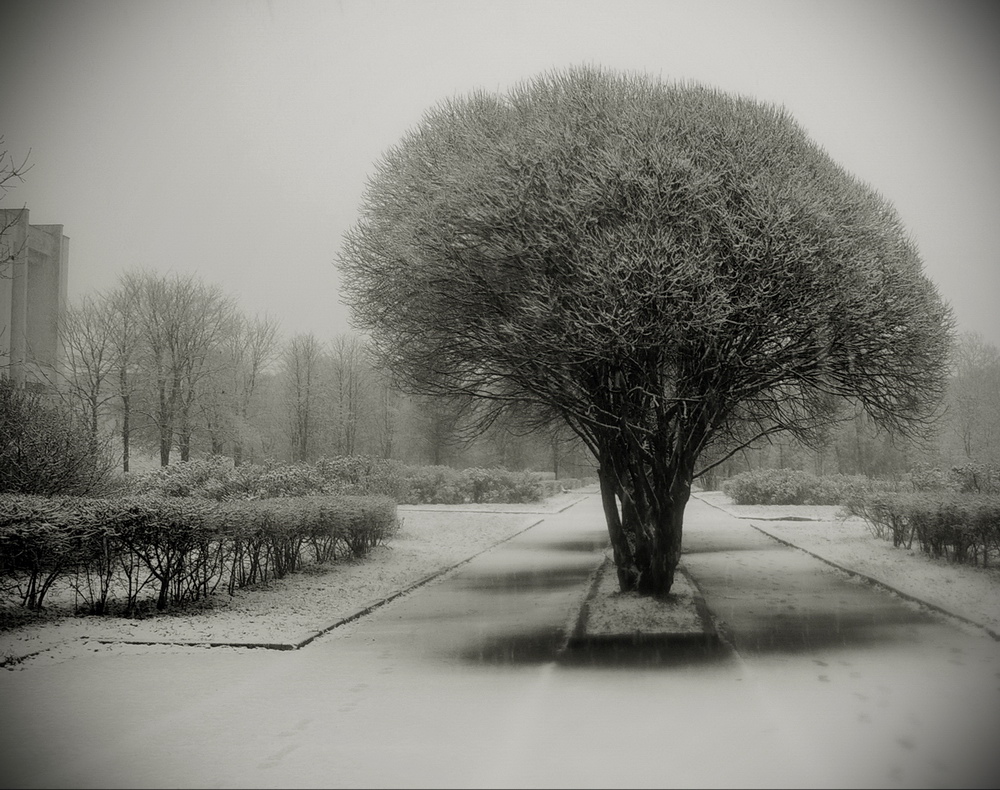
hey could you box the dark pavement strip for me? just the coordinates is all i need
[693,492,1000,641]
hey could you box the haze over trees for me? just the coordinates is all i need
[704,332,1000,484]
[946,331,1000,464]
[338,66,953,597]
[52,268,591,474]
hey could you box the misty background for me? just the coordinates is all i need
[2,0,998,346]
[2,0,998,473]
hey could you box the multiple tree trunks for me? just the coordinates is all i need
[598,462,689,597]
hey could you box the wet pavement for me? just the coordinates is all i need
[681,498,1000,788]
[1,493,999,788]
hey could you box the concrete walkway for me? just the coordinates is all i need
[2,492,999,788]
[679,495,1000,787]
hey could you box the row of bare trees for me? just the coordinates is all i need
[58,267,994,482]
[702,331,1000,484]
[948,331,1000,464]
[280,331,390,462]
[59,270,277,470]
[53,283,1000,484]
[57,270,594,474]
[279,330,594,474]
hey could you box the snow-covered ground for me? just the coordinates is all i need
[3,487,998,670]
[0,492,587,668]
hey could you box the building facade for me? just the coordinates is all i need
[0,208,69,386]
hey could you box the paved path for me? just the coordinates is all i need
[1,494,998,788]
[680,496,1000,788]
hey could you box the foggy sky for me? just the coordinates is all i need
[2,0,999,347]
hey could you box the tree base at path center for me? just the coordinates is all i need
[568,555,719,649]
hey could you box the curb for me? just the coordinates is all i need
[747,520,1000,642]
[6,496,597,666]
[397,494,587,516]
[693,492,1000,642]
[563,555,721,651]
[91,514,551,653]
[563,553,611,650]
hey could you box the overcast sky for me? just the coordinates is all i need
[3,0,999,349]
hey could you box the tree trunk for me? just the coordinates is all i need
[598,455,690,598]
[159,424,172,467]
[598,465,638,590]
[121,403,130,473]
[158,381,173,467]
[89,399,100,441]
[119,368,131,473]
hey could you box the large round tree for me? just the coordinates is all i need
[338,67,952,597]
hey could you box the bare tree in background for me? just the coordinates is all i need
[227,313,279,464]
[0,137,30,270]
[408,393,468,467]
[328,332,369,456]
[283,332,324,462]
[949,332,1000,463]
[340,67,953,596]
[175,280,234,461]
[0,138,31,373]
[129,271,234,466]
[198,312,279,461]
[105,274,143,471]
[368,361,399,460]
[59,294,117,439]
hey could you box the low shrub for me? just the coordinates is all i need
[0,380,117,497]
[844,491,1000,566]
[130,455,405,501]
[537,477,596,497]
[721,469,887,506]
[458,467,542,504]
[948,462,1000,494]
[0,495,99,609]
[397,466,591,504]
[905,465,952,493]
[904,463,1000,495]
[0,493,397,614]
[314,455,404,498]
[842,491,919,547]
[128,457,590,506]
[400,465,465,504]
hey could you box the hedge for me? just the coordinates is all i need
[721,469,890,506]
[127,456,598,505]
[399,466,542,505]
[0,493,397,613]
[844,492,1000,566]
[128,455,405,501]
[397,466,597,505]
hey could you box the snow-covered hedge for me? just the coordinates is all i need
[400,466,541,504]
[125,455,597,505]
[844,492,1000,566]
[0,493,397,613]
[722,469,888,506]
[397,466,596,504]
[127,455,404,501]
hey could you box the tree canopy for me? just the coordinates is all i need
[339,66,952,595]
